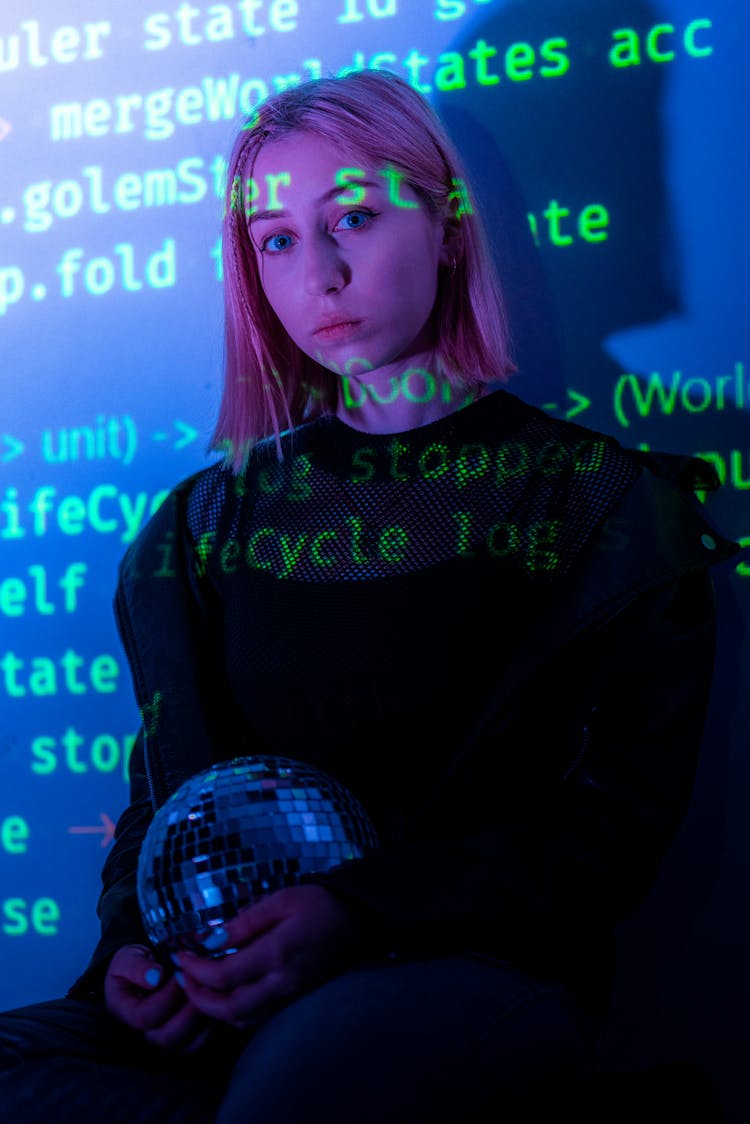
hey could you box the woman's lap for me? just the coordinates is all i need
[0,957,598,1124]
[218,955,598,1123]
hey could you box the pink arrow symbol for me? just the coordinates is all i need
[68,812,116,847]
[0,119,12,142]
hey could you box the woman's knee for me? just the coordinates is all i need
[214,957,596,1124]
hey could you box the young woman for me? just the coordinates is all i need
[0,69,739,1124]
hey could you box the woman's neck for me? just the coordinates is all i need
[334,355,483,434]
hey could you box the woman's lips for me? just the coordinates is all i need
[313,320,363,341]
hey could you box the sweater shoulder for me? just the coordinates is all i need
[183,460,240,541]
[500,390,721,496]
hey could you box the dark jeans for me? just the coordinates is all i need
[0,956,598,1124]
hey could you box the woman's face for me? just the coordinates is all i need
[247,131,449,379]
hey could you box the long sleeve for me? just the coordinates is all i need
[68,477,231,999]
[312,567,720,1009]
[67,729,154,998]
[66,431,740,1013]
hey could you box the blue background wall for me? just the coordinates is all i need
[1,1,747,1119]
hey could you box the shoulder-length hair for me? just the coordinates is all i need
[211,68,515,470]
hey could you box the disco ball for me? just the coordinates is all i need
[137,755,379,957]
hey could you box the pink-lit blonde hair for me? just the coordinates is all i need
[211,68,514,470]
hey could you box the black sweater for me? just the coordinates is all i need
[70,389,740,1017]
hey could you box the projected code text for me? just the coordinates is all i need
[0,484,169,542]
[0,563,87,617]
[1,650,120,698]
[2,899,60,937]
[613,362,748,428]
[1,813,62,938]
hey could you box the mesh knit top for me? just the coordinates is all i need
[182,388,640,832]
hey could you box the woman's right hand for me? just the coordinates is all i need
[104,943,217,1052]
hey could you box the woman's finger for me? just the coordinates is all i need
[132,975,191,1032]
[180,964,292,1029]
[143,989,215,1051]
[176,940,272,995]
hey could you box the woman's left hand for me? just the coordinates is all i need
[173,884,365,1030]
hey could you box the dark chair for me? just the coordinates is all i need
[578,1060,728,1123]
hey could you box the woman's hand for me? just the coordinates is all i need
[104,943,218,1052]
[173,884,364,1031]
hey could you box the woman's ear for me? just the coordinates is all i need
[439,181,469,266]
[439,214,463,268]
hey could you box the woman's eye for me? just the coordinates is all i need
[334,209,376,232]
[260,210,376,252]
[262,232,295,253]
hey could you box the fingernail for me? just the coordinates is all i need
[145,967,162,988]
[175,971,185,988]
[202,927,227,951]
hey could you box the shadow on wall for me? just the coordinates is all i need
[435,0,678,415]
[436,3,745,1121]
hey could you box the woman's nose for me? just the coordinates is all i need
[303,236,350,295]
